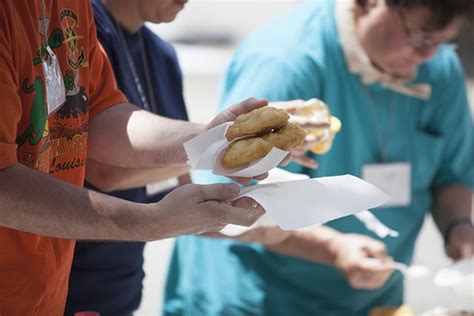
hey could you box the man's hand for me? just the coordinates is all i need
[153,183,265,238]
[445,222,474,260]
[207,98,268,129]
[328,234,394,289]
[207,98,272,184]
[432,185,473,261]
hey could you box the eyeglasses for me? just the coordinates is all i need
[396,8,440,49]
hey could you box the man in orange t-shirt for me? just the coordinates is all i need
[0,1,267,315]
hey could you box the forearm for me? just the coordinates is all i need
[431,184,473,235]
[0,164,160,241]
[220,225,342,265]
[88,103,205,168]
[85,158,190,192]
[265,226,342,265]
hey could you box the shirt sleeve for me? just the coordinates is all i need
[85,2,127,120]
[430,50,474,190]
[0,8,21,169]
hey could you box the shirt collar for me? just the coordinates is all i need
[335,0,431,100]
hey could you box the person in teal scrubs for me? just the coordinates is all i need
[164,0,474,315]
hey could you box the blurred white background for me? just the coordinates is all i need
[136,1,474,315]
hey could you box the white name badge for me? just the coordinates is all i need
[42,46,66,115]
[362,162,411,207]
[146,177,179,197]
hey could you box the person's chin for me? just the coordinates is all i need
[387,64,416,79]
[175,0,188,6]
[158,11,181,23]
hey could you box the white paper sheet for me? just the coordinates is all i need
[354,210,400,238]
[239,174,389,230]
[183,122,289,177]
[221,168,307,236]
[434,257,474,298]
[434,257,474,295]
[220,169,389,236]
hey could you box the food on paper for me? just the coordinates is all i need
[225,106,290,141]
[310,116,341,154]
[289,98,341,154]
[222,122,305,169]
[221,137,273,169]
[221,105,305,169]
[262,123,307,150]
[370,305,416,316]
[421,308,474,316]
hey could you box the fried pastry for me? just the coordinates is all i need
[370,305,416,316]
[262,123,306,151]
[221,123,306,169]
[221,137,273,169]
[288,98,341,154]
[225,106,289,141]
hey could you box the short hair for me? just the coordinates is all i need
[356,0,474,30]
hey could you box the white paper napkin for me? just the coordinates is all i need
[354,210,400,238]
[434,257,474,298]
[238,174,389,230]
[221,168,307,236]
[220,169,389,236]
[183,122,289,177]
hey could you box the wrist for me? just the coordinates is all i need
[443,217,473,245]
[124,203,160,241]
[327,238,342,266]
[324,230,346,266]
[174,122,206,166]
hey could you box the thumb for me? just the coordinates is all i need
[228,98,268,116]
[198,183,241,201]
[460,243,474,259]
[269,99,305,111]
[363,239,387,258]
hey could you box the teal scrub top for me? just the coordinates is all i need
[164,1,474,315]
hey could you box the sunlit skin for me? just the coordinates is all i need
[138,0,188,24]
[102,0,188,32]
[354,0,463,79]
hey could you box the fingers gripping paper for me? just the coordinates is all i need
[184,127,389,232]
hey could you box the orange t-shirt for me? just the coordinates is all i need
[0,1,127,315]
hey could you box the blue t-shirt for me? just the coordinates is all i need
[164,1,474,315]
[65,1,188,315]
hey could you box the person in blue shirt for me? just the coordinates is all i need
[66,0,191,315]
[164,0,474,315]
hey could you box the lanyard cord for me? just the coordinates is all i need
[40,0,49,42]
[117,24,157,113]
[364,88,398,163]
[41,0,47,25]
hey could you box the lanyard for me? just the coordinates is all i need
[39,0,66,115]
[364,88,398,163]
[117,25,157,113]
[39,0,49,39]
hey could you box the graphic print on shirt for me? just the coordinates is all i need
[16,77,49,147]
[49,8,89,176]
[16,11,56,171]
[16,8,89,177]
